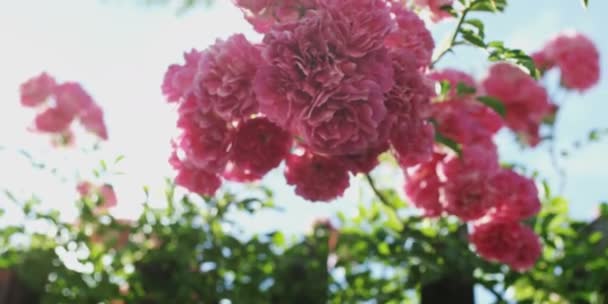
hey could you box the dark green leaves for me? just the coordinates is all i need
[476,96,506,117]
[460,18,486,47]
[469,0,508,12]
[456,82,477,96]
[581,0,589,8]
[487,41,540,79]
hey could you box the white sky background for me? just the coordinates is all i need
[0,0,607,234]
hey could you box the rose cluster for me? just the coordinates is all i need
[407,67,546,270]
[162,1,599,271]
[163,0,437,200]
[19,72,109,145]
[532,31,600,92]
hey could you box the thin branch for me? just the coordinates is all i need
[431,8,470,68]
[547,93,568,195]
[364,173,391,207]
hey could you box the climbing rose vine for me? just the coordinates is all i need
[158,0,599,271]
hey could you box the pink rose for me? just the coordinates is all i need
[284,150,350,201]
[195,34,262,121]
[20,72,56,107]
[481,63,553,146]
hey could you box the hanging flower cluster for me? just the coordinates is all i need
[405,67,544,270]
[163,0,436,199]
[19,72,109,145]
[162,1,600,271]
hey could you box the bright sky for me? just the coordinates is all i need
[0,0,606,235]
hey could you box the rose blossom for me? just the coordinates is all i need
[507,226,542,271]
[470,220,541,271]
[229,117,292,178]
[385,51,434,166]
[535,32,600,92]
[170,151,222,196]
[338,142,388,174]
[284,150,350,201]
[255,5,394,155]
[195,34,262,121]
[481,63,553,146]
[488,169,541,221]
[162,49,203,103]
[79,103,109,140]
[34,108,73,133]
[438,142,500,221]
[20,72,56,107]
[175,110,232,173]
[233,0,318,33]
[404,152,446,217]
[385,2,435,68]
[431,98,503,145]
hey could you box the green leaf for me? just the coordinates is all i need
[456,82,477,96]
[460,29,486,48]
[380,204,404,232]
[272,232,285,247]
[434,131,462,156]
[463,18,485,38]
[377,242,391,256]
[477,96,507,117]
[588,231,603,244]
[439,80,451,97]
[469,0,507,12]
[581,0,589,8]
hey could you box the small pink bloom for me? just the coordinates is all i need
[233,0,318,33]
[431,98,503,145]
[34,107,73,133]
[506,227,542,272]
[77,181,93,196]
[229,117,292,179]
[439,142,500,221]
[404,152,446,217]
[162,50,204,103]
[338,143,388,174]
[539,32,600,91]
[195,34,262,121]
[20,72,56,107]
[320,0,394,58]
[99,184,118,209]
[385,52,434,166]
[284,150,350,201]
[531,51,554,72]
[384,3,435,68]
[489,169,540,221]
[53,83,94,119]
[470,220,541,271]
[414,0,454,22]
[481,63,553,146]
[176,111,232,173]
[79,103,109,140]
[170,152,222,196]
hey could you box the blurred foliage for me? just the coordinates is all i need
[1,178,607,303]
